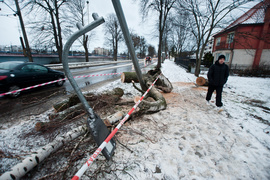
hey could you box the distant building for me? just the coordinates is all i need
[212,0,270,70]
[0,45,21,52]
[94,47,109,56]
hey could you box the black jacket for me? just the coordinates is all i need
[207,60,229,86]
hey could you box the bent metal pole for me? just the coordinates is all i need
[62,13,116,161]
[71,74,161,180]
[111,0,147,91]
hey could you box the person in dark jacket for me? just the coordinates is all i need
[206,54,229,107]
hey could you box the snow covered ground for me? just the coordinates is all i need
[1,59,270,179]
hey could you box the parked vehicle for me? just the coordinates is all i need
[0,61,65,97]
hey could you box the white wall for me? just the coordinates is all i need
[231,49,255,67]
[260,49,270,66]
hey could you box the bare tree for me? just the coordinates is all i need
[66,0,94,62]
[137,0,177,69]
[176,0,251,76]
[104,14,123,61]
[24,0,68,63]
[167,11,194,57]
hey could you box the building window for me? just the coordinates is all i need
[216,53,222,60]
[216,37,221,46]
[225,53,230,62]
[227,32,234,44]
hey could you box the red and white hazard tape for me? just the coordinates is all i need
[0,72,122,96]
[71,74,160,180]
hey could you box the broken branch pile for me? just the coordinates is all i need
[35,88,124,133]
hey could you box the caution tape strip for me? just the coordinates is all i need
[71,74,161,180]
[0,72,122,96]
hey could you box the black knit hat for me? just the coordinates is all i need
[218,55,226,60]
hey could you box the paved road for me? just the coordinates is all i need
[63,60,136,92]
[0,60,155,120]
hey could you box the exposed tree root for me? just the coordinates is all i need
[121,69,173,113]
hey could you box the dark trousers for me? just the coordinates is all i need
[206,85,223,107]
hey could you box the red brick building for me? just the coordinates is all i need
[212,0,270,70]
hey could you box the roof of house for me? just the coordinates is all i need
[227,1,266,29]
[213,1,269,37]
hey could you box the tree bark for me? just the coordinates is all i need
[121,70,172,113]
[0,126,87,180]
[104,111,124,126]
[83,35,89,62]
[155,73,173,93]
[53,88,123,113]
[53,95,84,112]
[121,72,139,83]
[50,103,85,121]
[50,88,124,124]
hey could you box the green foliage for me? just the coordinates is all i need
[202,52,214,68]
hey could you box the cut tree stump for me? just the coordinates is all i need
[35,122,47,132]
[196,77,208,86]
[121,72,139,83]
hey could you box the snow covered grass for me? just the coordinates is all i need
[1,59,270,179]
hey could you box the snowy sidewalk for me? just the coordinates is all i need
[93,81,270,179]
[84,60,270,179]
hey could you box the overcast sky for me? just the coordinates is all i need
[0,0,157,53]
[0,0,258,53]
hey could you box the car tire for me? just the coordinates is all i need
[8,85,21,98]
[55,77,64,87]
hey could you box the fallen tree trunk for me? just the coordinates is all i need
[155,73,173,93]
[196,77,208,86]
[53,94,96,113]
[0,126,88,180]
[53,88,124,113]
[121,69,172,113]
[41,88,124,132]
[104,111,124,127]
[121,72,139,83]
[36,103,85,132]
[121,71,173,92]
[49,103,84,121]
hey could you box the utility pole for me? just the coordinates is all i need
[14,0,33,62]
